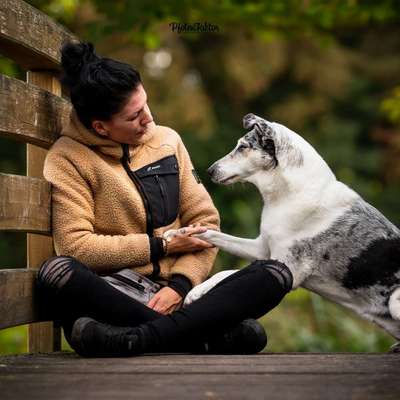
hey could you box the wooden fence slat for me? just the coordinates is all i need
[0,74,71,148]
[26,71,61,353]
[0,269,49,329]
[0,173,51,234]
[0,0,73,354]
[0,0,77,70]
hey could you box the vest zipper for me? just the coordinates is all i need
[123,162,153,235]
[120,144,160,278]
[155,175,166,222]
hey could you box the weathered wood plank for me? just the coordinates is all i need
[0,269,50,329]
[0,0,77,70]
[0,173,51,234]
[26,70,61,353]
[1,352,399,375]
[0,353,398,400]
[0,74,71,148]
[1,373,396,400]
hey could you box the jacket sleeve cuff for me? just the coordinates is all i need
[168,274,193,298]
[149,237,165,262]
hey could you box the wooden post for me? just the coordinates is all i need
[26,70,61,353]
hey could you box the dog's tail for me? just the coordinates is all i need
[389,287,400,320]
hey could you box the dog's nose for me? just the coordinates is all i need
[207,164,216,176]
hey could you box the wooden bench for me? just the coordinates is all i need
[1,2,399,399]
[0,0,74,353]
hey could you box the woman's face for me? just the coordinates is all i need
[91,84,155,145]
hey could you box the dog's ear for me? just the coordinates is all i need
[243,113,257,130]
[253,119,278,166]
[259,135,277,160]
[243,114,275,135]
[256,121,275,137]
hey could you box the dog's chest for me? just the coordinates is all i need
[260,203,348,286]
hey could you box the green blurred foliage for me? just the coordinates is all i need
[262,289,393,352]
[1,0,399,354]
[0,325,73,355]
[382,86,400,124]
[0,326,27,355]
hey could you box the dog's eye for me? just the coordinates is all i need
[237,144,247,152]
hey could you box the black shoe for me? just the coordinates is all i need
[205,319,267,355]
[70,317,144,358]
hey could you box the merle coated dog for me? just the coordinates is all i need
[176,113,400,352]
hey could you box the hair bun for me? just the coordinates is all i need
[60,41,99,88]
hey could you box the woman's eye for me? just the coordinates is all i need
[128,110,143,121]
[129,114,139,121]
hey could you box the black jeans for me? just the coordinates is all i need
[36,255,293,350]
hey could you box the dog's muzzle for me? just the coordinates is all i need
[207,164,217,178]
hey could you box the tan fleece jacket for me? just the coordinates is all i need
[43,109,220,287]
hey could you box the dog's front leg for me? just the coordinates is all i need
[195,231,270,261]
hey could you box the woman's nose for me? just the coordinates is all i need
[140,108,153,126]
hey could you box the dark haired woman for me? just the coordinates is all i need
[37,41,293,357]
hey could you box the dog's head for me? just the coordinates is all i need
[208,113,305,185]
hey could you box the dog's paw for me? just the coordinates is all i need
[163,227,191,241]
[183,270,239,307]
[184,282,210,306]
[162,228,180,242]
[388,342,400,353]
[163,225,207,242]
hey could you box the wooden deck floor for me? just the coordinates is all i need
[0,352,399,399]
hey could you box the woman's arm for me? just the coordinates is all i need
[43,150,152,273]
[168,134,221,287]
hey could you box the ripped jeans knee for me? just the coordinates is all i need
[245,259,293,292]
[37,255,83,292]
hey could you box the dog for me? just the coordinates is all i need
[165,113,400,351]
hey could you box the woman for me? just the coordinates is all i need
[37,41,293,357]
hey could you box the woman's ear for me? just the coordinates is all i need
[91,120,109,137]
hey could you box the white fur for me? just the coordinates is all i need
[195,122,359,288]
[180,115,400,345]
[389,288,400,321]
[184,270,238,306]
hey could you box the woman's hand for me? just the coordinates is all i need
[166,224,215,255]
[147,287,183,314]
